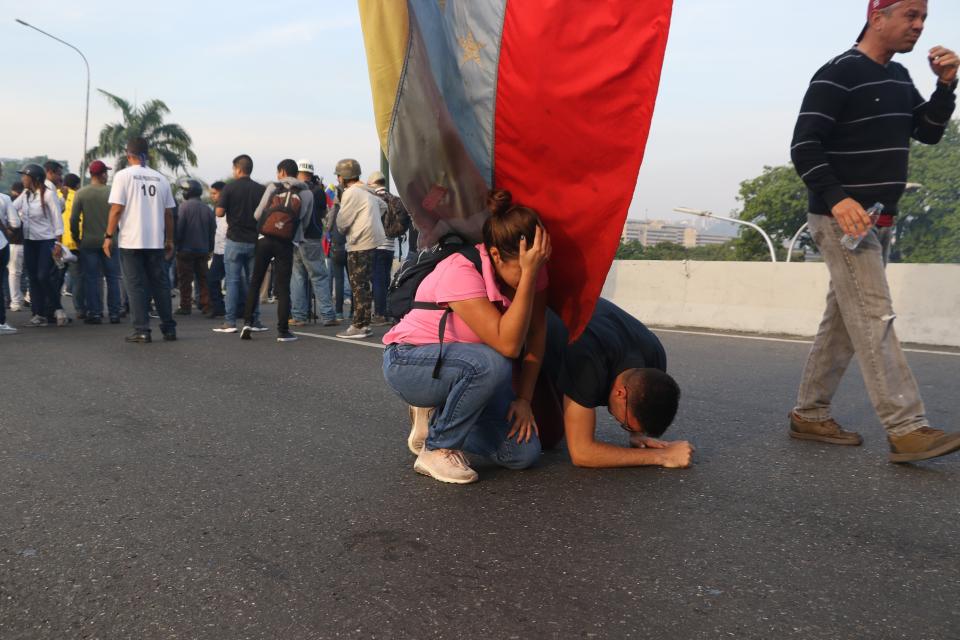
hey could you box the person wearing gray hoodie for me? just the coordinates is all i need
[333,158,386,339]
[239,159,313,342]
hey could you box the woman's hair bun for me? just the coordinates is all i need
[486,189,513,217]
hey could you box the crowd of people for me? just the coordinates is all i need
[0,141,413,343]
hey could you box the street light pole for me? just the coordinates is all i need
[16,18,91,186]
[674,206,779,262]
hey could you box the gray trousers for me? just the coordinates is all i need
[794,214,926,437]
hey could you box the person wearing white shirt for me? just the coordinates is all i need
[11,163,63,327]
[0,182,17,334]
[104,137,177,343]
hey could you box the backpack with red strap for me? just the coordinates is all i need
[259,182,303,241]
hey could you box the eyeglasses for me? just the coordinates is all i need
[619,386,638,433]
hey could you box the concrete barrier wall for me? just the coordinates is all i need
[601,261,960,348]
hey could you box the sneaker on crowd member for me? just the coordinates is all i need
[239,159,314,344]
[104,137,178,343]
[333,159,386,339]
[215,154,266,333]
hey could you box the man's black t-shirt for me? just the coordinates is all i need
[219,177,266,243]
[555,298,667,408]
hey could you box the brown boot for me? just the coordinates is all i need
[888,427,960,463]
[788,412,863,446]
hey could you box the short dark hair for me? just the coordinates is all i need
[43,161,63,173]
[10,182,24,195]
[63,173,81,189]
[210,181,226,191]
[277,159,298,177]
[232,154,254,175]
[126,137,149,156]
[625,369,681,438]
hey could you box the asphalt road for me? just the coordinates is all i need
[1,302,958,639]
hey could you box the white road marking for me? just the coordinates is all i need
[293,327,960,358]
[653,328,960,357]
[293,331,386,349]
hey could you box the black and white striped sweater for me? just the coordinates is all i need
[791,48,956,216]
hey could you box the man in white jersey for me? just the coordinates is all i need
[103,137,177,343]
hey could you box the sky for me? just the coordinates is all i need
[2,1,957,223]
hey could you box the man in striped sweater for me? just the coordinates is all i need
[789,0,958,463]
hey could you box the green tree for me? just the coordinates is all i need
[1,156,70,194]
[733,164,808,261]
[895,119,960,263]
[615,240,645,259]
[86,90,197,174]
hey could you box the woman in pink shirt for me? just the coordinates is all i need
[382,190,552,484]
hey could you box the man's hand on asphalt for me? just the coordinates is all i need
[929,46,959,84]
[658,441,694,469]
[629,434,669,449]
[831,198,872,238]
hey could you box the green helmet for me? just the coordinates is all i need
[334,158,361,180]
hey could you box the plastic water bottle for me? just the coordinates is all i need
[840,202,884,251]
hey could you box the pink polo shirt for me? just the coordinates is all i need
[383,243,548,346]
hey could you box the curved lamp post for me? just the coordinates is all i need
[674,207,778,262]
[16,18,91,186]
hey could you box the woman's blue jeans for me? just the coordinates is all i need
[383,342,540,469]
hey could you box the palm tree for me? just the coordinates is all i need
[86,90,197,174]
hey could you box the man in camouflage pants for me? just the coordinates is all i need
[334,158,387,339]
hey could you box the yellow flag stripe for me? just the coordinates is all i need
[358,0,410,153]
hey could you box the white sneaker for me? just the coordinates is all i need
[28,315,48,327]
[213,323,238,333]
[336,325,372,339]
[250,322,270,332]
[55,309,68,327]
[407,406,434,456]
[9,303,22,312]
[0,323,17,335]
[414,448,478,484]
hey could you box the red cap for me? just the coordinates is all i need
[88,160,111,176]
[867,0,902,18]
[858,0,904,42]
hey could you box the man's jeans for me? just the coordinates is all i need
[291,240,335,322]
[119,249,176,334]
[65,258,85,315]
[0,245,8,325]
[224,239,258,327]
[207,253,226,315]
[794,214,926,436]
[7,244,24,307]
[383,342,541,469]
[372,248,394,317]
[80,248,121,319]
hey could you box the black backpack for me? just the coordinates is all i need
[387,234,483,378]
[303,180,327,240]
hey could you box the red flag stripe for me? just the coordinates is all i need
[493,0,673,339]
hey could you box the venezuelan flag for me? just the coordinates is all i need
[359,0,672,338]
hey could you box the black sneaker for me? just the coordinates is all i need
[174,308,191,316]
[109,316,121,324]
[125,331,151,344]
[84,316,103,325]
[240,325,252,340]
[162,331,177,342]
[277,331,298,342]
